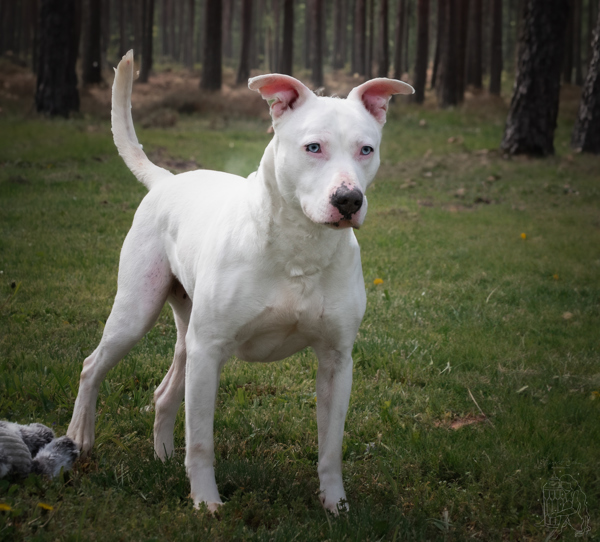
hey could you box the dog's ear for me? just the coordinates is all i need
[348,78,414,124]
[248,74,316,119]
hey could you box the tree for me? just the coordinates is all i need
[413,0,429,102]
[353,0,366,75]
[311,0,324,86]
[377,0,389,77]
[431,0,443,87]
[82,0,102,84]
[304,0,313,70]
[202,0,222,90]
[222,0,234,59]
[366,0,374,78]
[501,0,570,155]
[436,0,459,107]
[456,0,469,100]
[572,6,600,153]
[573,0,583,84]
[278,0,294,75]
[394,0,406,78]
[563,0,574,83]
[333,0,347,69]
[119,0,129,57]
[183,0,195,69]
[237,0,253,84]
[139,0,155,82]
[466,0,483,88]
[489,0,502,95]
[35,0,80,117]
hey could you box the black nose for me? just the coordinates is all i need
[330,186,364,218]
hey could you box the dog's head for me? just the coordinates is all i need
[249,74,413,229]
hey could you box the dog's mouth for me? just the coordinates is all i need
[324,219,359,230]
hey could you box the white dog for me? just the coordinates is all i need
[67,51,413,513]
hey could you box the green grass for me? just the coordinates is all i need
[0,95,599,541]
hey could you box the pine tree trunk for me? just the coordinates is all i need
[563,0,574,82]
[333,0,345,69]
[201,0,222,89]
[571,6,600,152]
[304,0,313,69]
[35,0,80,117]
[222,0,234,59]
[161,0,170,56]
[279,0,293,75]
[236,0,253,84]
[366,0,374,78]
[353,0,366,75]
[489,0,502,94]
[431,0,443,87]
[573,0,583,84]
[456,0,469,100]
[466,0,482,88]
[436,0,458,107]
[413,0,429,102]
[119,0,128,57]
[377,0,389,77]
[82,0,103,84]
[501,0,570,155]
[312,0,323,86]
[393,0,405,78]
[139,0,154,82]
[181,0,194,68]
[101,0,110,67]
[273,0,280,71]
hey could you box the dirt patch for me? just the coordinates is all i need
[147,147,202,173]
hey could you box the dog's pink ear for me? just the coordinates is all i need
[348,78,414,124]
[248,74,315,118]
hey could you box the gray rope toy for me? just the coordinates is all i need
[0,421,79,478]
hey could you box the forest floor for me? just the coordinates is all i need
[0,61,599,540]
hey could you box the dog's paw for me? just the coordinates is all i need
[319,491,349,515]
[194,500,223,515]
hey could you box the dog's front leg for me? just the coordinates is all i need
[314,346,353,514]
[184,335,229,513]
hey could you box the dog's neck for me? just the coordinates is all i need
[250,137,350,275]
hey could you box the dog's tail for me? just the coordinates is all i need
[111,50,173,190]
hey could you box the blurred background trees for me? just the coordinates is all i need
[1,0,599,153]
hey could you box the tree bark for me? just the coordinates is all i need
[333,0,347,69]
[119,0,129,57]
[311,0,323,86]
[222,0,234,58]
[572,6,600,152]
[279,0,293,75]
[466,0,482,88]
[101,0,110,67]
[376,0,389,77]
[236,0,253,84]
[393,0,405,78]
[573,0,583,84]
[139,0,154,82]
[304,0,313,69]
[563,0,574,82]
[82,0,103,84]
[182,0,194,68]
[35,0,80,117]
[436,0,458,107]
[431,0,443,87]
[353,0,366,75]
[201,0,222,89]
[456,0,469,100]
[489,0,502,94]
[366,0,374,78]
[413,0,429,102]
[273,0,280,71]
[501,0,570,155]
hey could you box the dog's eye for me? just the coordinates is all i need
[306,143,321,153]
[361,146,374,155]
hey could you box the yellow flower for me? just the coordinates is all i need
[0,503,12,512]
[591,391,600,401]
[37,503,54,511]
[520,233,527,240]
[373,278,384,285]
[553,274,559,280]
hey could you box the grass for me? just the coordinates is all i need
[0,88,599,541]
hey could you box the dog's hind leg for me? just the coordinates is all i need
[153,281,191,461]
[68,233,173,455]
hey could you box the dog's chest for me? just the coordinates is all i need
[233,273,326,363]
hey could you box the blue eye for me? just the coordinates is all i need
[361,146,374,155]
[306,143,321,153]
